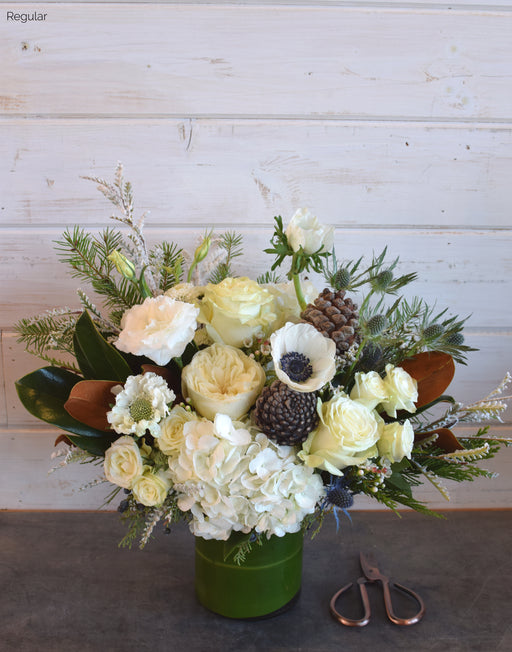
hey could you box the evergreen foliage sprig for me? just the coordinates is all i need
[208,231,244,284]
[54,226,145,325]
[82,163,158,295]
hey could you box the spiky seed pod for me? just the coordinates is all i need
[365,314,388,336]
[356,343,385,374]
[334,268,351,290]
[253,380,319,446]
[371,269,393,292]
[443,331,465,346]
[301,288,360,356]
[423,324,445,341]
[326,487,354,510]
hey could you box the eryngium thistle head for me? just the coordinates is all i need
[365,314,388,336]
[326,486,354,510]
[422,323,445,340]
[371,269,393,292]
[357,342,385,373]
[334,268,351,290]
[443,331,465,346]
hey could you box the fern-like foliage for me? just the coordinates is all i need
[15,309,82,370]
[208,231,244,284]
[54,226,144,325]
[149,241,184,292]
[257,270,282,284]
[357,296,475,365]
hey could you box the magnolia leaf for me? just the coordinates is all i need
[415,428,464,453]
[74,311,131,382]
[55,434,73,447]
[15,367,116,455]
[399,351,455,407]
[64,380,120,431]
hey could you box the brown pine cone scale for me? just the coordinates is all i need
[301,288,360,356]
[253,380,319,446]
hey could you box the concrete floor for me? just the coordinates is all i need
[1,510,510,651]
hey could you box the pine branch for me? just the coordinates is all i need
[149,241,184,292]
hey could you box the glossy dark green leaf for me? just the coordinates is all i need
[73,311,131,381]
[15,366,116,455]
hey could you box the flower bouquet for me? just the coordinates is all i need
[15,165,510,618]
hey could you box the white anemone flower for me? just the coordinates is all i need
[270,322,336,393]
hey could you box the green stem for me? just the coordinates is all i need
[293,273,307,311]
[186,261,197,283]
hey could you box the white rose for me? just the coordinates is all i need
[299,394,380,473]
[380,364,418,417]
[104,435,144,489]
[350,371,389,411]
[158,406,201,457]
[263,280,318,329]
[198,277,276,347]
[115,295,199,366]
[181,343,266,420]
[378,420,415,463]
[132,468,172,507]
[285,208,334,255]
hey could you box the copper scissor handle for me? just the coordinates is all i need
[330,578,371,627]
[330,553,426,627]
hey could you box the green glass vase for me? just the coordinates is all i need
[195,530,303,619]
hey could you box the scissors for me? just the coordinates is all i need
[330,552,425,626]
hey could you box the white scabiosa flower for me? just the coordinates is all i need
[270,322,336,392]
[106,372,175,438]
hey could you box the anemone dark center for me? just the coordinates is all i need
[280,352,313,383]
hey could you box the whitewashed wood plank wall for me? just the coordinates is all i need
[1,1,510,510]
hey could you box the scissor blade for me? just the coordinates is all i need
[359,551,383,581]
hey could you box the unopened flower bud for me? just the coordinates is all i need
[108,251,136,281]
[193,234,211,264]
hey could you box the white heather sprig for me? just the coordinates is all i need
[48,447,92,474]
[140,507,164,548]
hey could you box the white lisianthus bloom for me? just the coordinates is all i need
[350,371,389,411]
[158,406,202,458]
[106,372,175,438]
[377,420,415,463]
[132,468,173,507]
[270,322,336,392]
[285,208,334,255]
[198,277,277,347]
[104,435,144,489]
[115,295,199,366]
[168,415,324,540]
[299,393,381,473]
[264,280,318,329]
[380,364,418,418]
[181,343,266,420]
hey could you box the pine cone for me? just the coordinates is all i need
[301,288,360,356]
[253,380,319,446]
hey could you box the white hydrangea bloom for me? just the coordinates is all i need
[168,414,325,540]
[107,372,175,438]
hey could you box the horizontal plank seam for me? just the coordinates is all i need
[2,224,512,233]
[1,115,512,126]
[2,1,512,13]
